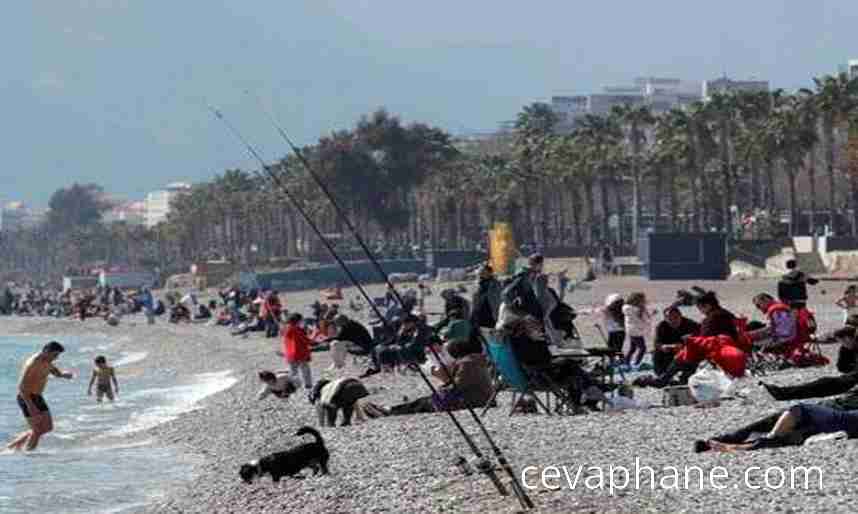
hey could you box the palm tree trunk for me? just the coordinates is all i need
[570,186,583,245]
[583,180,596,245]
[689,174,701,232]
[750,156,761,210]
[807,147,818,236]
[668,165,678,232]
[653,167,663,231]
[787,165,798,237]
[613,179,626,248]
[824,118,837,234]
[599,175,611,244]
[765,159,777,213]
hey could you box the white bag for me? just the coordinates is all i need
[688,366,734,403]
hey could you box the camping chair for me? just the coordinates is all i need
[481,335,575,416]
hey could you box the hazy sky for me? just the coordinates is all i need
[6,0,857,206]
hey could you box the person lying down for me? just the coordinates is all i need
[696,325,858,452]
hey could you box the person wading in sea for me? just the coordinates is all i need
[6,341,74,451]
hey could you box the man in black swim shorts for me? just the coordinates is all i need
[6,341,74,451]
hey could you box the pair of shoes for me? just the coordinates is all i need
[359,368,381,379]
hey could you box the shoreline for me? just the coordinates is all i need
[4,278,858,513]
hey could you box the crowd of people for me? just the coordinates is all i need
[14,253,858,457]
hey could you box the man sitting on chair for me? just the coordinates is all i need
[747,293,797,352]
[652,306,700,376]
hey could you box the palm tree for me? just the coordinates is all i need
[686,102,717,231]
[810,73,858,233]
[797,90,821,234]
[767,96,818,236]
[513,102,559,246]
[575,114,622,243]
[704,93,740,235]
[612,104,655,241]
[653,109,692,232]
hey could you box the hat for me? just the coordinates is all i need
[528,254,544,267]
[402,313,419,324]
[605,293,622,307]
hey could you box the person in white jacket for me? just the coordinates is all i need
[622,292,654,369]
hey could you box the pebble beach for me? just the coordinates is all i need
[5,276,858,514]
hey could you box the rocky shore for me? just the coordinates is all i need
[5,278,857,513]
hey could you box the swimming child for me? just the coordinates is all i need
[87,356,119,402]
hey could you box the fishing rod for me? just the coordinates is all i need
[208,105,523,506]
[249,95,534,509]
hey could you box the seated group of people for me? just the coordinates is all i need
[697,317,858,452]
[635,286,821,388]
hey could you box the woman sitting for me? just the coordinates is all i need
[363,337,492,416]
[503,314,606,411]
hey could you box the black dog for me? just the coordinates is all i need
[239,426,330,483]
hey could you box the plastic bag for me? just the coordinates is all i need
[688,366,734,402]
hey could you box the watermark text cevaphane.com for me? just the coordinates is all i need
[521,458,823,494]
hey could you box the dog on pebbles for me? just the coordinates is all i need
[239,426,330,483]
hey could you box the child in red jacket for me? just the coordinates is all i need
[282,313,314,396]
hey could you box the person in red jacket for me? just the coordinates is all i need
[282,312,314,396]
[748,293,797,352]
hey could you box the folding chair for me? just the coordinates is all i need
[481,336,574,416]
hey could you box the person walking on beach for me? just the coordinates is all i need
[139,288,155,325]
[6,341,74,452]
[87,355,119,402]
[282,313,314,398]
[623,292,654,369]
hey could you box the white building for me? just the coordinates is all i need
[103,200,146,226]
[702,76,770,99]
[550,77,702,131]
[0,202,46,231]
[144,182,190,228]
[849,59,858,80]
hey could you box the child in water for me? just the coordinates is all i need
[87,356,119,402]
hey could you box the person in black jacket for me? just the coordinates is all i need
[501,254,546,321]
[471,264,502,331]
[328,315,375,355]
[778,259,819,308]
[652,307,700,376]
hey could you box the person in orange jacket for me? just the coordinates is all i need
[282,312,314,397]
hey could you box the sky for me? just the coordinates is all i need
[5,0,858,206]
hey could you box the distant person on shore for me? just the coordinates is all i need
[6,341,74,452]
[87,355,119,402]
[836,285,858,324]
[600,243,615,275]
[139,288,155,325]
[778,258,819,309]
[556,270,571,301]
[256,370,298,400]
[281,313,314,398]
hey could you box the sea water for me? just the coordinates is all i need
[0,335,237,514]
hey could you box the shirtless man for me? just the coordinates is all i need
[6,341,74,451]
